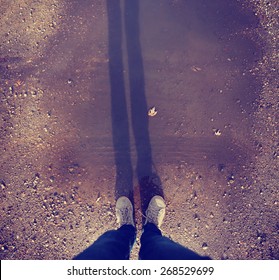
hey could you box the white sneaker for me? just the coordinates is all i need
[145,195,166,228]
[116,196,135,227]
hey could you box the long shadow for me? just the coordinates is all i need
[107,0,133,202]
[124,0,164,214]
[107,0,164,214]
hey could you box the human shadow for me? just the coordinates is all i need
[107,0,133,202]
[107,0,164,215]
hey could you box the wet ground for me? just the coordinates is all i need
[0,0,278,259]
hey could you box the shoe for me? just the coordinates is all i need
[116,196,135,227]
[145,195,166,228]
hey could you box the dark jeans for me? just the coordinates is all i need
[74,223,210,260]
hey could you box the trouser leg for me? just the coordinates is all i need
[139,223,211,260]
[74,225,136,260]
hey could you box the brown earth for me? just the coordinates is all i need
[0,0,278,260]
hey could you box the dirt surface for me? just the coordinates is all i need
[0,0,278,260]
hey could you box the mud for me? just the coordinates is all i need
[0,0,278,259]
